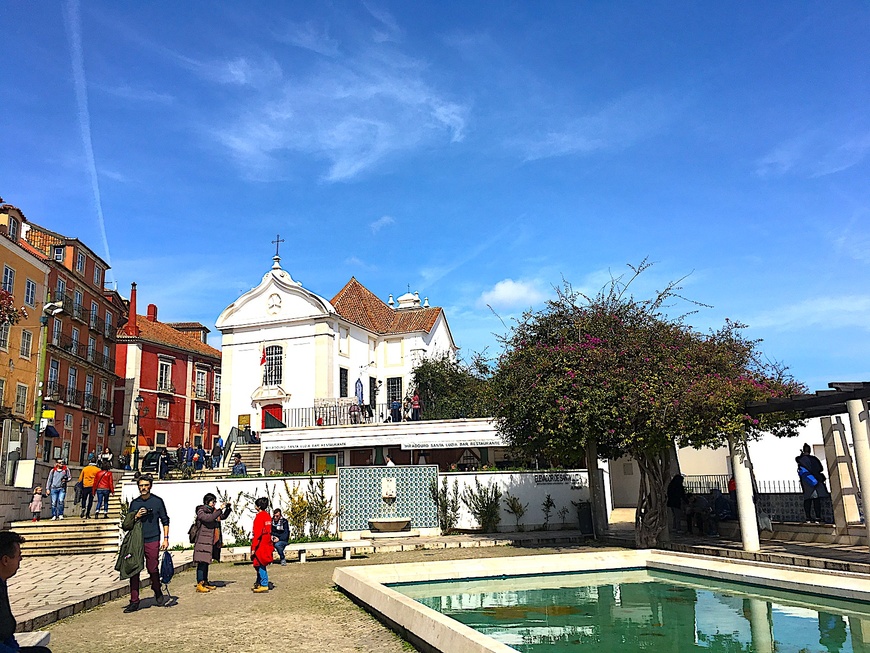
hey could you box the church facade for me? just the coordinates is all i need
[216,255,457,439]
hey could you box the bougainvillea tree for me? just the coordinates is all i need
[0,289,24,326]
[490,262,805,547]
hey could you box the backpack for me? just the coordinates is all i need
[188,518,201,544]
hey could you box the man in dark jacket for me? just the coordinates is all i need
[797,443,830,523]
[122,475,170,612]
[0,531,51,652]
[271,509,290,566]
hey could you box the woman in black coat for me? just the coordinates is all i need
[796,443,829,523]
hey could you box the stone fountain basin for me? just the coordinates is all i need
[368,517,411,532]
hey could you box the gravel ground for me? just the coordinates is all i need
[47,544,592,653]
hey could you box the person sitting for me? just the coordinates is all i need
[271,509,290,566]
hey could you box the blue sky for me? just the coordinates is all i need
[2,2,869,390]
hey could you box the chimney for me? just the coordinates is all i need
[125,283,140,336]
[146,304,158,322]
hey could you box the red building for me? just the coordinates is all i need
[113,284,221,459]
[23,221,126,464]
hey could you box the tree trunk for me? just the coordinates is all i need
[586,439,608,536]
[634,450,670,548]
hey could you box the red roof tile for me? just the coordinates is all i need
[118,316,221,360]
[330,278,442,335]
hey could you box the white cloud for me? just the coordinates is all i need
[276,21,340,57]
[748,295,870,331]
[369,215,395,233]
[517,91,681,161]
[95,84,174,104]
[755,130,870,178]
[477,279,546,310]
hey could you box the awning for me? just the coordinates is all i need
[43,425,60,439]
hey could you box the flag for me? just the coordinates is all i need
[260,345,266,365]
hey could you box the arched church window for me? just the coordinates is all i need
[263,345,283,386]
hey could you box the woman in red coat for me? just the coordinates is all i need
[251,497,274,592]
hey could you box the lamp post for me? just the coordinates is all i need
[133,394,144,471]
[34,300,63,461]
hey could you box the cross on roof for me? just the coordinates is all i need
[272,234,285,258]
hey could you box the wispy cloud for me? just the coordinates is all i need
[748,295,870,331]
[517,91,682,161]
[276,21,340,57]
[343,256,376,270]
[63,0,113,278]
[98,167,129,183]
[755,130,870,178]
[362,2,404,43]
[95,84,174,104]
[833,223,870,265]
[477,278,547,310]
[369,215,395,233]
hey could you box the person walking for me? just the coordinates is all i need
[92,463,115,518]
[77,459,100,518]
[192,493,231,593]
[29,487,43,522]
[796,443,830,523]
[121,475,170,612]
[250,497,273,593]
[0,531,52,652]
[271,509,290,566]
[98,447,113,468]
[210,439,222,469]
[46,459,71,520]
[193,445,206,472]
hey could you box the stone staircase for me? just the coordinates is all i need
[233,443,262,473]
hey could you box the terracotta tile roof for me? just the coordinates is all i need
[119,316,221,360]
[330,277,442,335]
[166,321,209,330]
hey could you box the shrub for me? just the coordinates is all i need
[503,493,528,532]
[461,478,502,533]
[541,494,555,531]
[305,475,335,539]
[430,476,461,534]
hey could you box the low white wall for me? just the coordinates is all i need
[449,470,590,532]
[123,469,593,548]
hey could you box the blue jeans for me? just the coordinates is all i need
[255,566,268,587]
[50,487,66,517]
[274,540,287,562]
[94,489,110,514]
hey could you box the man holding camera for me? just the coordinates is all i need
[122,475,170,612]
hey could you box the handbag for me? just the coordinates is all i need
[188,518,201,544]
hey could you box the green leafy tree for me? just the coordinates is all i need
[491,261,805,547]
[411,352,492,420]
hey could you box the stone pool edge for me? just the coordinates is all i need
[332,549,870,653]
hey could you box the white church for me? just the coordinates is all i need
[216,255,502,473]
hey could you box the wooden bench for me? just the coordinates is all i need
[283,540,371,563]
[17,631,50,647]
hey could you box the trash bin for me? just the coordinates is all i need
[576,501,594,536]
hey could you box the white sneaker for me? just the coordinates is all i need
[58,515,64,520]
[51,516,58,521]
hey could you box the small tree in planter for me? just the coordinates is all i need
[283,481,308,540]
[461,478,502,533]
[503,493,528,532]
[430,476,461,534]
[557,505,570,529]
[541,494,555,531]
[305,475,335,539]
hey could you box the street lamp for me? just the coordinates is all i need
[133,394,144,471]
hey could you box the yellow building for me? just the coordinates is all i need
[0,203,50,466]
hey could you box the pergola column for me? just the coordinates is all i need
[846,398,870,548]
[729,435,760,552]
[821,415,860,533]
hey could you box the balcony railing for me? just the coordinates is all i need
[44,381,60,401]
[212,390,221,403]
[51,333,115,373]
[65,387,83,406]
[89,311,105,334]
[71,302,87,323]
[82,393,99,412]
[104,324,116,341]
[157,381,175,394]
[194,386,209,400]
[272,401,414,429]
[99,398,112,415]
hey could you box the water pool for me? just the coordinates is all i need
[393,569,870,652]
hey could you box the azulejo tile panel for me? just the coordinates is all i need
[338,465,439,531]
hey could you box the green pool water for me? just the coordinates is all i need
[392,569,870,652]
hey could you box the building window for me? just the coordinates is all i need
[87,336,96,362]
[155,431,167,446]
[0,325,9,350]
[339,326,349,356]
[195,404,207,423]
[76,251,85,272]
[73,289,83,319]
[90,301,98,328]
[158,360,172,391]
[7,219,18,241]
[263,345,283,386]
[214,373,221,401]
[0,378,5,405]
[85,374,94,403]
[157,398,170,418]
[53,246,64,262]
[64,413,73,430]
[195,368,207,398]
[48,359,59,387]
[93,266,102,286]
[213,405,220,423]
[386,376,402,403]
[2,266,14,293]
[97,422,105,436]
[339,367,349,398]
[67,368,77,401]
[81,417,90,433]
[61,441,71,462]
[52,319,61,345]
[369,376,378,408]
[19,330,32,358]
[24,279,36,307]
[102,345,110,365]
[71,327,79,351]
[104,311,113,337]
[14,384,27,415]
